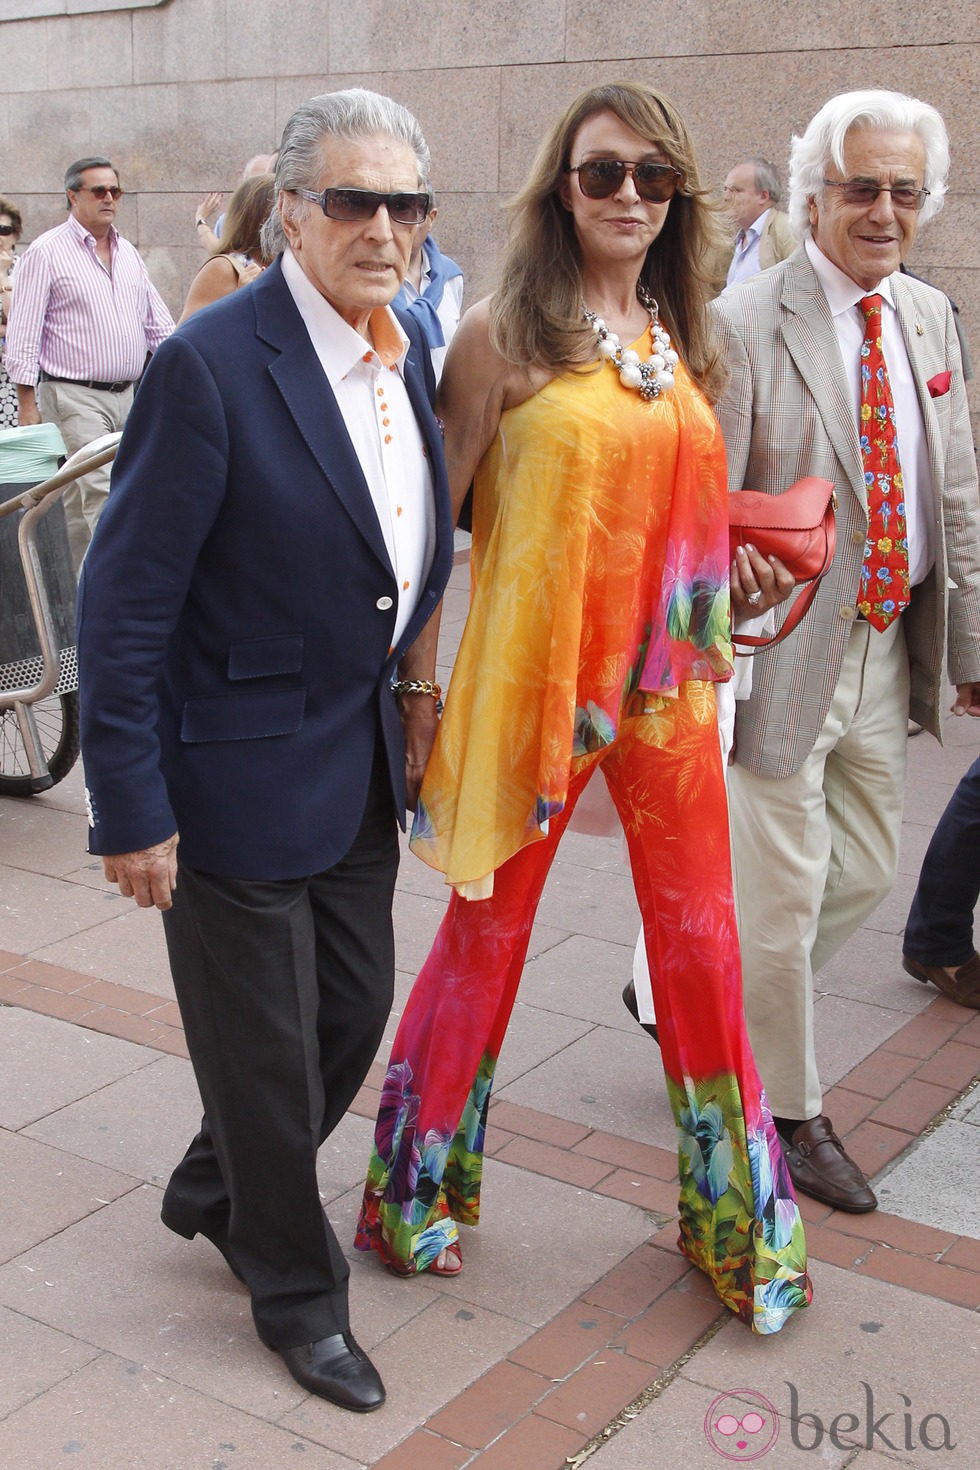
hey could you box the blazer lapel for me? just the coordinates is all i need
[892,274,945,499]
[254,262,394,572]
[779,254,867,510]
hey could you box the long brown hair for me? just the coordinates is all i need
[490,82,728,400]
[214,173,275,262]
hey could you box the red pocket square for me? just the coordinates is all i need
[927,370,952,398]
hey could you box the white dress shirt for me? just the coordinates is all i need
[805,236,934,586]
[282,249,435,647]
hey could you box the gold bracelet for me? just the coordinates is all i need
[390,678,442,700]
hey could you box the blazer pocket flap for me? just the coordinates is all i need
[228,634,304,681]
[181,688,306,743]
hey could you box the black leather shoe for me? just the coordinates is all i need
[160,1196,246,1284]
[779,1116,877,1213]
[622,980,659,1043]
[276,1333,385,1411]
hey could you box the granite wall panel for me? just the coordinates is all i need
[564,1,973,62]
[0,1,973,411]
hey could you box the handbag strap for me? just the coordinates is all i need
[732,507,837,656]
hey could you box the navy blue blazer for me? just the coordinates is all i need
[77,256,454,879]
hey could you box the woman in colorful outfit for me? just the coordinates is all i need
[356,82,811,1334]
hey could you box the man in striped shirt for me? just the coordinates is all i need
[5,155,174,569]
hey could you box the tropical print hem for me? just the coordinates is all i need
[356,1053,811,1332]
[670,1071,812,1334]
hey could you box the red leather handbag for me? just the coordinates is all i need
[729,476,837,654]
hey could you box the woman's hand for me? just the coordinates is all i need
[730,543,795,620]
[196,191,223,223]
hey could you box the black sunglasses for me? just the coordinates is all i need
[0,224,17,236]
[295,186,431,225]
[567,159,683,203]
[77,184,124,201]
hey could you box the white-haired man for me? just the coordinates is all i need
[712,90,980,1213]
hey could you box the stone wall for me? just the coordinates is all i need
[0,1,975,395]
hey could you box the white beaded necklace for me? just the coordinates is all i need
[583,285,679,400]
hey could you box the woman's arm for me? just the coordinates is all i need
[177,256,242,325]
[436,298,513,519]
[395,301,515,806]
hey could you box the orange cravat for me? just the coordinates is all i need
[857,295,910,630]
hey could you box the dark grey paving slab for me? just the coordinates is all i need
[816,923,934,1016]
[873,1114,980,1237]
[0,861,131,955]
[0,797,92,880]
[0,1184,310,1420]
[0,1352,364,1469]
[534,857,641,946]
[22,1054,200,1187]
[496,1020,677,1150]
[519,932,641,1029]
[952,1083,980,1126]
[0,1128,137,1263]
[491,999,594,1089]
[32,904,175,997]
[0,1304,101,1419]
[0,1009,154,1130]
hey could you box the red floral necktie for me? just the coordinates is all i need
[857,294,910,630]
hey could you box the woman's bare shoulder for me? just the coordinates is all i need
[442,296,550,415]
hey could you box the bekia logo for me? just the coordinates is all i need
[704,1390,779,1461]
[704,1383,957,1458]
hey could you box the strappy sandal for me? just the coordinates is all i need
[385,1241,463,1278]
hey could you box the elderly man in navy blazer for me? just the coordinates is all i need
[77,90,454,1411]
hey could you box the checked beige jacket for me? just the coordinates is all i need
[711,247,980,780]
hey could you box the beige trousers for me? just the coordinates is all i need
[728,616,910,1119]
[38,379,134,572]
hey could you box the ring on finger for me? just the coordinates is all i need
[746,590,763,606]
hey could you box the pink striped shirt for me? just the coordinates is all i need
[4,212,174,385]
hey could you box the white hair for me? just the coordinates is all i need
[261,88,430,257]
[787,88,949,239]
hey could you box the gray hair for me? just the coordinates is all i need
[787,88,948,238]
[745,156,782,205]
[64,156,117,204]
[261,88,430,257]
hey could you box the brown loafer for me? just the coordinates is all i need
[779,1115,877,1213]
[903,951,980,1010]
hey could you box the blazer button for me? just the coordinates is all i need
[376,596,394,610]
[851,529,865,547]
[840,605,857,620]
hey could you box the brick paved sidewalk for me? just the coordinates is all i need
[1,561,976,1467]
